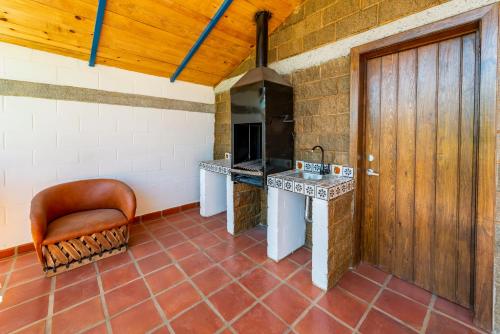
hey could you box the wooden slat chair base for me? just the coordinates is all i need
[41,225,129,276]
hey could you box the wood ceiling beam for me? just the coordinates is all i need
[170,0,233,82]
[88,0,106,66]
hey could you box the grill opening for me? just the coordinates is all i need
[233,123,262,165]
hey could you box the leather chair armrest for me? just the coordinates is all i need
[113,183,137,223]
[30,198,48,264]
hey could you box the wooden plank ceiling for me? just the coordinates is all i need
[0,0,302,86]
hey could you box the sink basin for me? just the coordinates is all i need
[290,172,324,181]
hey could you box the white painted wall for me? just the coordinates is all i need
[0,43,215,249]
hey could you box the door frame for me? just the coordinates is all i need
[349,5,498,331]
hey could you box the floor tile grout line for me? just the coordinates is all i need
[146,228,237,332]
[143,218,305,332]
[127,245,176,334]
[353,272,392,333]
[0,254,18,300]
[429,300,489,333]
[0,214,485,334]
[420,294,437,334]
[0,252,479,334]
[4,218,287,332]
[142,218,256,332]
[95,261,114,334]
[45,276,55,334]
[351,268,486,333]
[143,217,378,332]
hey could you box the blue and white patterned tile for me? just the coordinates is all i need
[267,177,276,188]
[342,166,354,178]
[316,186,329,201]
[275,178,284,189]
[283,179,293,192]
[304,184,315,197]
[304,162,313,172]
[294,181,304,194]
[312,163,321,173]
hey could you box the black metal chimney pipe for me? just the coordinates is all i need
[255,11,271,68]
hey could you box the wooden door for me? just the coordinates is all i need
[362,32,478,308]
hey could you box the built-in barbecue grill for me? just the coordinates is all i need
[230,11,294,188]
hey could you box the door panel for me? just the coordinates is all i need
[457,34,477,306]
[395,49,417,281]
[362,57,381,264]
[378,53,398,273]
[414,43,438,291]
[362,33,478,307]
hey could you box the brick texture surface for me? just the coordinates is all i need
[232,183,262,234]
[328,192,354,288]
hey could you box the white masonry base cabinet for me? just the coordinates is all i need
[267,187,306,261]
[199,159,235,234]
[200,169,227,217]
[266,170,355,291]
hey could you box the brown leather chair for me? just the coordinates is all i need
[30,179,136,276]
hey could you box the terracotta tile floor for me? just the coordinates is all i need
[0,209,489,333]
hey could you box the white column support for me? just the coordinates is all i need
[226,175,235,235]
[267,187,306,262]
[200,169,227,217]
[311,198,329,290]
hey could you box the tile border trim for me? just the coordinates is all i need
[0,79,215,114]
[267,175,355,201]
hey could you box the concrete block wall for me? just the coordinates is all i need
[0,42,215,249]
[227,0,452,78]
[214,0,500,331]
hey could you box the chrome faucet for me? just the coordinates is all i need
[311,145,326,175]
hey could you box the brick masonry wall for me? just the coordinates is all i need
[227,0,451,78]
[214,91,231,160]
[232,182,262,234]
[216,0,453,166]
[328,191,354,288]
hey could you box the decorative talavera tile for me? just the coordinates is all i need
[283,179,293,192]
[294,181,304,194]
[312,163,321,173]
[275,178,284,189]
[304,184,315,197]
[267,177,276,188]
[342,167,354,178]
[295,160,304,170]
[316,187,329,200]
[304,162,313,172]
[332,165,343,176]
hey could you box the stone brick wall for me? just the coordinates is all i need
[214,91,231,160]
[232,182,262,234]
[216,0,452,167]
[227,0,451,78]
[327,191,354,287]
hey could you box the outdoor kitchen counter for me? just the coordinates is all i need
[267,169,356,291]
[267,170,355,201]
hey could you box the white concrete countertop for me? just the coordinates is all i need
[267,170,355,201]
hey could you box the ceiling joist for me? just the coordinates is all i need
[0,0,304,86]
